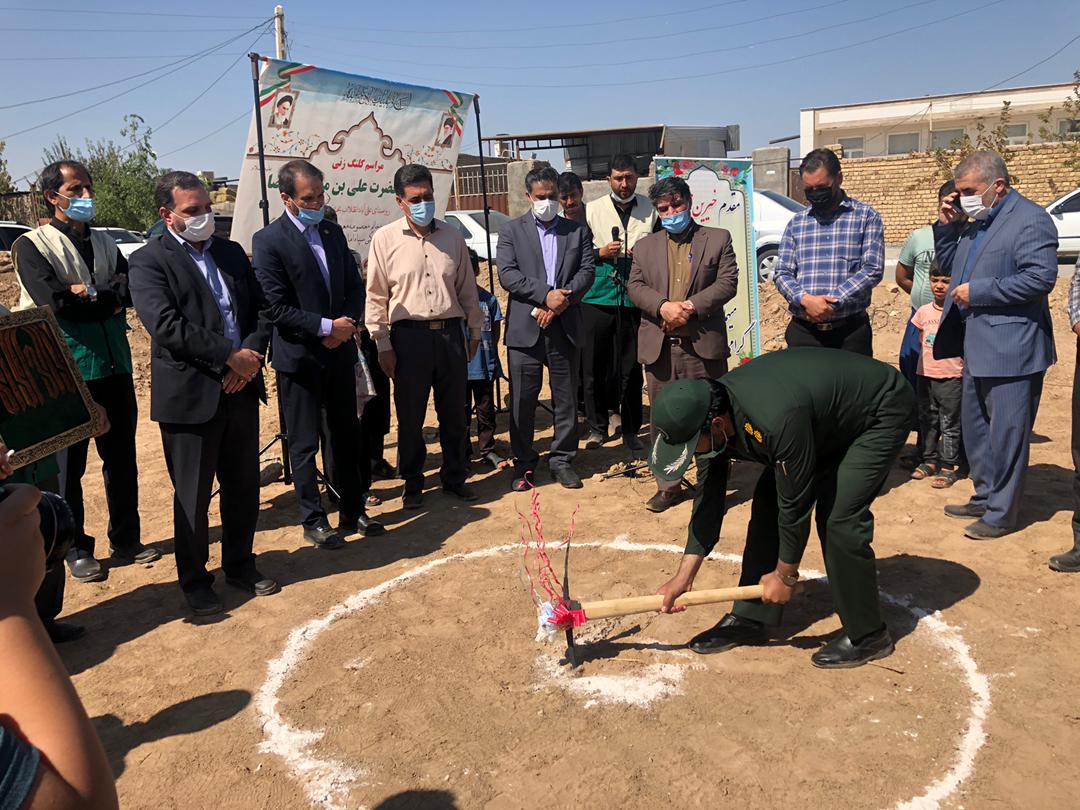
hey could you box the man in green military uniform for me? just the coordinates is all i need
[650,347,912,668]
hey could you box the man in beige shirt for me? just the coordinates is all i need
[366,164,482,509]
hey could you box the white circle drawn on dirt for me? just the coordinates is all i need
[255,538,991,810]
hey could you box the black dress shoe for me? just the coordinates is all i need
[371,459,397,480]
[623,434,645,453]
[645,489,685,513]
[811,627,894,669]
[184,587,223,616]
[65,550,105,583]
[688,613,767,654]
[551,467,582,489]
[303,523,345,549]
[511,472,534,492]
[963,519,1014,540]
[225,570,280,596]
[443,482,478,502]
[45,621,86,644]
[1049,538,1080,572]
[402,491,424,510]
[944,502,986,520]
[110,543,162,565]
[339,513,385,537]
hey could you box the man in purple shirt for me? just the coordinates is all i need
[497,166,596,490]
[254,160,384,550]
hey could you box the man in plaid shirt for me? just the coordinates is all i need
[773,149,885,356]
[1053,255,1080,573]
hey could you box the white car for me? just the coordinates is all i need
[752,189,804,282]
[443,210,512,261]
[0,220,31,271]
[1047,188,1080,260]
[94,227,147,260]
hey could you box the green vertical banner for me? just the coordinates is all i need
[655,157,761,361]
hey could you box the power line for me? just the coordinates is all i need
[0,20,272,111]
[293,0,856,52]
[155,110,251,161]
[0,54,239,62]
[295,0,936,74]
[0,6,263,18]
[0,28,270,140]
[5,26,256,33]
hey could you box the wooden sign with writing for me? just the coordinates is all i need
[0,307,103,467]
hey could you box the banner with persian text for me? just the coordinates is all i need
[655,157,761,361]
[231,58,475,257]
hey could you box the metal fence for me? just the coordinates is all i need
[449,163,509,214]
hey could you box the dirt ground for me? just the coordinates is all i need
[6,270,1079,810]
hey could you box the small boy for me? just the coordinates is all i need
[466,249,505,468]
[910,260,964,487]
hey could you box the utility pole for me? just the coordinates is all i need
[274,5,286,60]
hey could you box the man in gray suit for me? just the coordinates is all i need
[933,150,1058,540]
[497,166,596,491]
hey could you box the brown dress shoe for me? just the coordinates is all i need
[645,489,685,513]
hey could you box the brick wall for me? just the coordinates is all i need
[838,142,1080,243]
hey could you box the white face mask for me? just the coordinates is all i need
[610,189,633,204]
[959,182,999,221]
[532,198,558,222]
[173,210,216,242]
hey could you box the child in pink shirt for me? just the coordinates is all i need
[910,261,964,487]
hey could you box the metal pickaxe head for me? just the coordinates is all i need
[559,600,582,669]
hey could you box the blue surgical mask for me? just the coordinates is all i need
[60,194,96,222]
[410,200,435,227]
[661,209,691,234]
[294,204,325,227]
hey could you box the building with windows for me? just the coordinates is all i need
[800,82,1079,159]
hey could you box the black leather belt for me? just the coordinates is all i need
[666,335,690,346]
[392,318,462,331]
[795,313,867,332]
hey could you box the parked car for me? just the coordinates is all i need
[0,220,31,272]
[752,189,804,282]
[1047,187,1080,260]
[94,227,147,260]
[443,209,512,260]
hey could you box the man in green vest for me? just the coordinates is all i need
[12,160,158,584]
[649,348,912,668]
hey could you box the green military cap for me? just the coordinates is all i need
[648,379,713,482]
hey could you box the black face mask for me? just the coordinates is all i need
[805,185,836,210]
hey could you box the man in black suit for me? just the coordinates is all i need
[129,171,276,615]
[497,165,596,490]
[253,159,383,547]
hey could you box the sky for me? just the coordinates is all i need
[2,0,1079,188]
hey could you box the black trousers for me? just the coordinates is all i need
[390,322,468,494]
[508,324,579,474]
[160,387,260,593]
[916,375,962,468]
[33,474,64,624]
[467,378,497,456]
[581,303,643,436]
[359,332,391,466]
[1071,338,1080,529]
[58,374,141,554]
[280,359,367,526]
[785,314,873,356]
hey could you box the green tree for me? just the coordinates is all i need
[0,141,13,194]
[41,115,160,230]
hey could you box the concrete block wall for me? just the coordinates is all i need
[839,142,1080,243]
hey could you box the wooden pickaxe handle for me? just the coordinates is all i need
[580,585,765,621]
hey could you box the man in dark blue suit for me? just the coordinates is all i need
[497,166,595,490]
[254,159,383,548]
[933,150,1058,540]
[130,171,276,615]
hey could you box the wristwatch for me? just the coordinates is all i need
[86,285,98,302]
[774,570,799,587]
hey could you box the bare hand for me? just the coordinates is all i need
[759,572,797,605]
[0,484,45,610]
[951,283,971,307]
[379,349,397,379]
[70,283,88,297]
[1073,322,1080,338]
[657,572,694,614]
[223,369,249,394]
[599,240,623,259]
[330,317,358,342]
[660,300,690,328]
[939,191,964,225]
[467,339,480,360]
[321,335,343,349]
[91,402,110,438]
[800,293,837,323]
[226,347,264,378]
[545,289,571,315]
[534,308,555,328]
